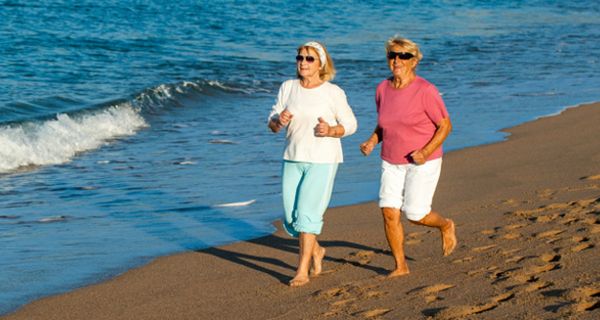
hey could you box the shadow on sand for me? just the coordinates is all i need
[198,231,412,284]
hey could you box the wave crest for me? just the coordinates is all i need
[0,103,147,173]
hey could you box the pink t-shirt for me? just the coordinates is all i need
[376,76,449,164]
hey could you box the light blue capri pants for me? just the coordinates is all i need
[282,160,338,237]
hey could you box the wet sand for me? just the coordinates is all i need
[3,103,599,320]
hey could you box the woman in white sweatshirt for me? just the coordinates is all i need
[268,41,357,287]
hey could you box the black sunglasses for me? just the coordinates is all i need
[296,55,316,63]
[387,51,414,60]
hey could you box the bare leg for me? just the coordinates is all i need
[381,207,410,277]
[410,211,457,256]
[290,232,316,286]
[311,240,326,276]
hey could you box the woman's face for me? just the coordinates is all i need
[297,47,321,79]
[387,44,417,77]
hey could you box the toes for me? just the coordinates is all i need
[388,269,410,278]
[289,277,310,287]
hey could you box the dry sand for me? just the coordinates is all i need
[3,103,599,320]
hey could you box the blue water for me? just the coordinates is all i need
[1,0,599,314]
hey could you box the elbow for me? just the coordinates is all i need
[439,118,452,135]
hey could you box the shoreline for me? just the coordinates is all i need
[3,102,600,319]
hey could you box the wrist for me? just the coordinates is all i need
[327,126,336,137]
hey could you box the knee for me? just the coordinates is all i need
[381,207,401,224]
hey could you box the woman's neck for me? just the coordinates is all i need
[300,76,323,89]
[391,73,416,89]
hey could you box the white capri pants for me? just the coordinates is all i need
[379,158,442,221]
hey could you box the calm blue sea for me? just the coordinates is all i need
[1,0,599,314]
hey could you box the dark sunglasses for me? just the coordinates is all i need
[296,55,316,63]
[387,51,414,60]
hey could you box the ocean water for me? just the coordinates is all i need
[1,0,599,314]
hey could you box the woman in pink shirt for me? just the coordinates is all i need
[360,36,457,277]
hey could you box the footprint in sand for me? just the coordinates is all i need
[506,223,527,230]
[471,244,498,252]
[501,198,518,207]
[571,242,594,252]
[567,286,600,313]
[537,188,556,200]
[535,229,566,239]
[481,227,500,236]
[314,287,348,299]
[316,282,390,318]
[524,281,553,293]
[501,249,531,264]
[467,265,499,277]
[543,202,572,210]
[581,174,600,181]
[584,217,600,226]
[502,232,522,240]
[433,292,515,319]
[513,263,561,283]
[562,216,581,225]
[534,229,562,238]
[540,253,561,263]
[491,267,522,283]
[452,256,474,264]
[405,231,428,245]
[330,298,356,307]
[346,250,375,265]
[501,248,520,255]
[528,263,561,274]
[569,236,594,252]
[421,284,456,303]
[354,308,392,318]
[535,213,562,223]
[505,255,526,264]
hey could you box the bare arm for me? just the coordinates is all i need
[268,109,293,133]
[268,117,282,133]
[359,125,383,156]
[411,117,452,164]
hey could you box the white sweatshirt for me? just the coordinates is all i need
[268,79,358,163]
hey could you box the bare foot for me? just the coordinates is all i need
[289,275,310,287]
[387,268,410,278]
[442,219,457,256]
[387,259,410,278]
[311,247,326,276]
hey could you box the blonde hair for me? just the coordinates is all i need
[385,35,423,63]
[296,41,336,81]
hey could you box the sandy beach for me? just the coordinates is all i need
[3,102,599,320]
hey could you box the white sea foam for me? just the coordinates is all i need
[209,139,237,145]
[0,103,147,173]
[212,199,256,208]
[176,161,197,165]
[38,215,67,223]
